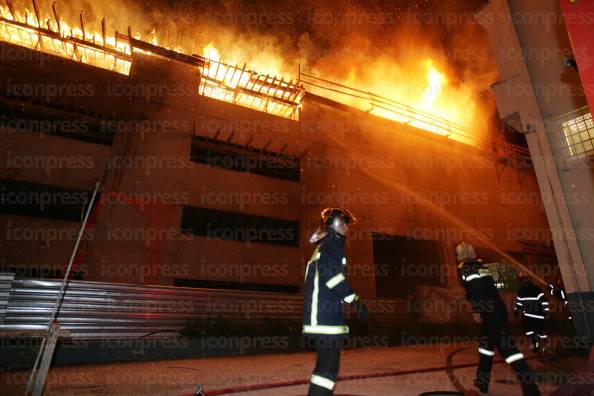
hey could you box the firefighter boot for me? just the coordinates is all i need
[473,377,489,395]
[521,383,541,396]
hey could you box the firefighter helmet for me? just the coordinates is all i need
[517,272,530,285]
[455,241,477,261]
[320,207,357,226]
[309,207,357,243]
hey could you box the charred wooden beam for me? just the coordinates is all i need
[32,0,41,28]
[69,36,132,60]
[226,131,235,143]
[101,18,106,48]
[51,2,61,33]
[115,32,205,67]
[79,10,85,41]
[4,0,15,20]
[245,135,253,149]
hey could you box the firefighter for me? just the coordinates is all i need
[303,207,369,396]
[456,242,540,396]
[549,278,572,320]
[515,273,549,353]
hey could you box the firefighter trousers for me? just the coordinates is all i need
[476,321,539,395]
[523,316,546,349]
[307,337,341,396]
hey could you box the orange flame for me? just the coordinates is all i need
[0,2,484,135]
[0,4,132,74]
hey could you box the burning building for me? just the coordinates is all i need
[0,0,558,324]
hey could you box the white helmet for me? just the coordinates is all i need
[309,207,357,243]
[455,241,477,261]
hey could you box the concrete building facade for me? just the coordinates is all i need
[0,29,556,320]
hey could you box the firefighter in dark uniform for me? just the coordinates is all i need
[456,242,540,396]
[515,273,549,353]
[303,208,369,396]
[549,278,572,321]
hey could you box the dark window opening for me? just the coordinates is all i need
[181,205,299,247]
[0,94,116,145]
[173,278,299,293]
[372,233,444,298]
[0,178,97,222]
[190,135,300,182]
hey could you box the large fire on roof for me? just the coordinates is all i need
[0,0,516,152]
[0,0,304,119]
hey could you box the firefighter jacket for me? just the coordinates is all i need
[302,231,357,338]
[459,259,508,323]
[549,284,569,306]
[516,281,549,319]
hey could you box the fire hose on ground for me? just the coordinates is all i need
[186,347,537,396]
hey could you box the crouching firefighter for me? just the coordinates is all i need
[303,208,369,396]
[515,273,549,353]
[456,242,541,396]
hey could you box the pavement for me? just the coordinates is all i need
[0,342,562,396]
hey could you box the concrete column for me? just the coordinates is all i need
[476,0,594,342]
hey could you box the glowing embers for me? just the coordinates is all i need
[199,58,304,120]
[0,4,131,75]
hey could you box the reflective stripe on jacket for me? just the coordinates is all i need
[303,233,356,337]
